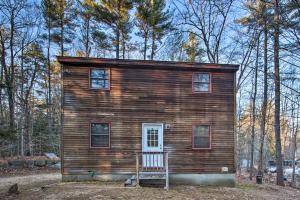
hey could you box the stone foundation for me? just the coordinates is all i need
[62,173,235,187]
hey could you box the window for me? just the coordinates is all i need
[147,128,159,147]
[193,73,211,92]
[90,123,110,148]
[90,68,110,89]
[193,125,211,149]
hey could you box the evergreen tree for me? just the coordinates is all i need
[135,0,152,60]
[237,0,273,178]
[41,0,59,138]
[76,0,95,57]
[93,0,133,59]
[51,0,76,56]
[273,0,284,186]
[149,0,172,60]
[136,0,172,60]
[92,30,112,57]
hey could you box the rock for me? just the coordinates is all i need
[26,160,35,168]
[8,160,26,168]
[34,160,46,167]
[46,160,54,165]
[48,162,61,169]
[44,153,59,160]
[0,163,8,168]
[8,183,19,194]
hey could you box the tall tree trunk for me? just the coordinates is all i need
[250,35,260,181]
[0,61,3,122]
[20,40,25,156]
[60,0,65,56]
[258,25,268,175]
[116,1,121,59]
[237,89,242,175]
[8,11,15,130]
[274,0,284,186]
[85,17,90,57]
[151,31,155,60]
[0,30,6,126]
[60,20,64,56]
[24,103,30,155]
[47,19,52,138]
[143,33,148,60]
[116,29,120,59]
[122,32,125,59]
[291,98,299,187]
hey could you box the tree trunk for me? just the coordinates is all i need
[47,19,52,138]
[116,29,120,59]
[258,25,268,176]
[60,0,64,56]
[122,32,126,59]
[0,62,3,122]
[274,0,284,186]
[151,31,155,60]
[116,1,121,59]
[24,103,30,155]
[237,89,242,175]
[143,33,148,60]
[20,40,25,156]
[291,99,299,187]
[85,17,90,57]
[250,35,260,180]
[60,20,64,56]
[8,11,15,130]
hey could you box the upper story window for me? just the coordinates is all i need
[90,123,110,148]
[192,125,211,149]
[193,73,211,93]
[90,68,110,89]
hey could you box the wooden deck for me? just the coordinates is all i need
[125,152,169,189]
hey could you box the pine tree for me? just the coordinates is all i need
[273,0,284,186]
[41,0,59,139]
[93,0,133,59]
[238,0,273,179]
[135,0,173,60]
[135,0,152,60]
[92,30,112,57]
[76,0,95,57]
[51,0,76,56]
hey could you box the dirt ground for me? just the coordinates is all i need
[1,172,300,200]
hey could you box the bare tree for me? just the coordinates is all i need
[174,0,233,63]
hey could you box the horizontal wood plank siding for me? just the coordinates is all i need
[62,64,236,175]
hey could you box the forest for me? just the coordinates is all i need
[0,0,299,187]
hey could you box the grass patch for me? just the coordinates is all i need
[236,183,258,190]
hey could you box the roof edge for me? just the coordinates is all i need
[57,56,239,71]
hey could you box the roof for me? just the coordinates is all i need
[57,56,239,72]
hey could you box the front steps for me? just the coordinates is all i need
[124,172,168,189]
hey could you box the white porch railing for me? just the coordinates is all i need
[136,152,169,190]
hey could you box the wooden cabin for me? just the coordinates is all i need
[57,57,239,187]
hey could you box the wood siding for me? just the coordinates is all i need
[61,61,237,175]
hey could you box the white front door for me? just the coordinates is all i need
[142,123,164,168]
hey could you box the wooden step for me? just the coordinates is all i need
[139,174,166,180]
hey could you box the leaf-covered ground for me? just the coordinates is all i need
[0,172,300,200]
